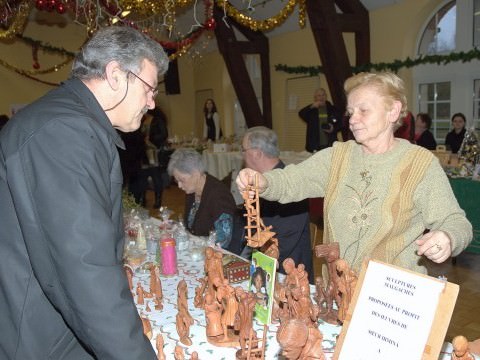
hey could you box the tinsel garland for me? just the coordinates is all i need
[17,35,77,58]
[0,0,31,39]
[275,48,480,76]
[214,0,305,31]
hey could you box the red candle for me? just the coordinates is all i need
[161,237,177,276]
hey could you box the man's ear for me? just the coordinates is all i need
[105,61,124,90]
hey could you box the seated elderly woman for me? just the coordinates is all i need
[168,148,237,248]
[237,72,472,274]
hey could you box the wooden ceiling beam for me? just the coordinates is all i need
[213,6,272,129]
[305,0,370,113]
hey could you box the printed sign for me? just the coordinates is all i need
[335,260,458,360]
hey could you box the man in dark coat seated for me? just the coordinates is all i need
[235,126,314,284]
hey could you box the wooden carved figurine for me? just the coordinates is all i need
[149,265,163,300]
[216,279,239,342]
[194,278,207,309]
[452,336,475,360]
[136,282,145,305]
[242,176,279,261]
[314,243,340,324]
[314,276,327,314]
[155,333,166,360]
[176,279,194,346]
[334,258,358,324]
[154,296,163,311]
[277,318,326,360]
[235,287,258,359]
[174,345,185,360]
[141,315,152,339]
[204,292,223,337]
[204,247,224,298]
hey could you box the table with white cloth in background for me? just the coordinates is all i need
[201,150,311,204]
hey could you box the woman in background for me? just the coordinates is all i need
[445,112,467,154]
[167,148,236,248]
[203,98,221,141]
[415,112,437,150]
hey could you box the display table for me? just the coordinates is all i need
[131,242,458,359]
[132,245,340,358]
[449,178,480,253]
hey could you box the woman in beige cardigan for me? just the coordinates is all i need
[236,72,472,274]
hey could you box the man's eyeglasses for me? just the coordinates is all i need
[129,71,158,98]
[240,146,254,153]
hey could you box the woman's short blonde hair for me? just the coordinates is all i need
[344,72,408,128]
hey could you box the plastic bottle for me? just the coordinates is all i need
[175,221,189,252]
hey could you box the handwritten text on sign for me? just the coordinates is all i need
[338,261,445,360]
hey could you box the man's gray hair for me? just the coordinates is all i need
[244,126,279,158]
[71,26,169,80]
[167,148,206,176]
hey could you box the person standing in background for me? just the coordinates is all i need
[298,88,342,153]
[445,112,467,154]
[140,107,169,208]
[415,112,437,150]
[0,26,168,359]
[203,98,221,141]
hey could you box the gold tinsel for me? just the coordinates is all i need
[118,0,195,17]
[0,0,32,40]
[214,0,305,32]
[0,57,72,75]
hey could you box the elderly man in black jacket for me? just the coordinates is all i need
[0,26,168,359]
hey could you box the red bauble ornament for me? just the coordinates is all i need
[45,0,56,12]
[35,0,45,10]
[205,18,216,30]
[56,3,66,14]
[33,62,40,70]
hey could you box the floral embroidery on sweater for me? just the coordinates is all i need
[344,168,378,263]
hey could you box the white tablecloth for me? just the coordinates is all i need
[132,224,458,359]
[132,244,340,358]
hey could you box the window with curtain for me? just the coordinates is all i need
[418,82,451,141]
[414,0,480,144]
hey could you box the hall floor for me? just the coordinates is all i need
[146,185,480,342]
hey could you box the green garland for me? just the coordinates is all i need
[16,34,77,58]
[275,48,480,75]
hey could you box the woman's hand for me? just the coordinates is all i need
[236,168,267,196]
[415,230,452,263]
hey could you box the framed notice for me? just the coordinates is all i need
[334,260,459,360]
